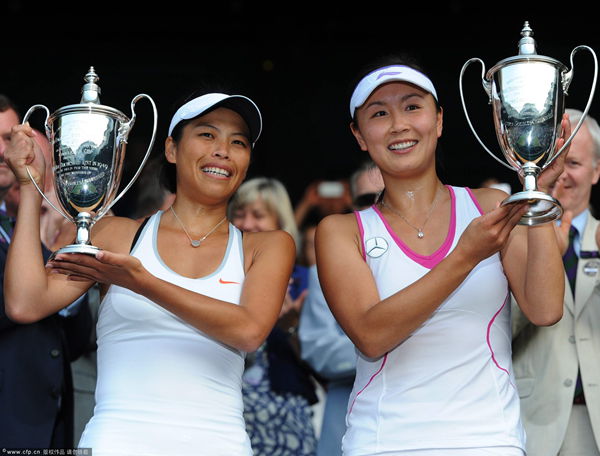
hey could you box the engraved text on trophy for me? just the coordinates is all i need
[52,113,118,218]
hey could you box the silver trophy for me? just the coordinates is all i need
[459,21,598,225]
[23,67,157,257]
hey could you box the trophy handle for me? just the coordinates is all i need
[459,58,515,171]
[95,94,158,220]
[546,45,599,166]
[21,105,74,224]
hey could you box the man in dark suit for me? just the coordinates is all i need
[0,94,92,449]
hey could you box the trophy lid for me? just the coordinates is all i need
[517,22,537,56]
[487,21,567,78]
[81,67,101,104]
[50,67,128,121]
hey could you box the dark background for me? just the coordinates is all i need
[2,5,599,216]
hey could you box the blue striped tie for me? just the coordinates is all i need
[563,225,578,296]
[0,209,13,244]
[563,225,585,401]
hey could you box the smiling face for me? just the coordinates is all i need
[554,122,600,216]
[165,107,251,204]
[231,197,280,232]
[350,81,443,179]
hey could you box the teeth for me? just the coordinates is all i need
[390,141,417,150]
[202,167,230,177]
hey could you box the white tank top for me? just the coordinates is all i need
[343,186,525,455]
[79,211,252,455]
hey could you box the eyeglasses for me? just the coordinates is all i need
[353,192,379,209]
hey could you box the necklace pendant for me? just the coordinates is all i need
[191,240,202,248]
[417,230,424,239]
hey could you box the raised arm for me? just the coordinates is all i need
[4,124,95,323]
[315,204,528,359]
[496,114,569,327]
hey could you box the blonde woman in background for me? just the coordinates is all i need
[229,176,319,456]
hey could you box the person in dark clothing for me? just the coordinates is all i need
[0,94,93,449]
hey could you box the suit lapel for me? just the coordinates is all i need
[575,216,600,320]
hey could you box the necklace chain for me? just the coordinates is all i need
[380,187,443,239]
[170,206,226,248]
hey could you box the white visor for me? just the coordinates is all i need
[350,65,438,117]
[168,93,263,145]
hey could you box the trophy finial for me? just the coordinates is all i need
[518,21,537,56]
[81,66,101,104]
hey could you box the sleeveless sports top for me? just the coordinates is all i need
[343,186,525,455]
[79,211,252,455]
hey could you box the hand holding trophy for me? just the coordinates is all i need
[22,67,157,258]
[460,21,597,225]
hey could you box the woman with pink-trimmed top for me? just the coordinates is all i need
[315,55,567,456]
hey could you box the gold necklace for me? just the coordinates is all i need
[170,206,226,248]
[380,187,443,239]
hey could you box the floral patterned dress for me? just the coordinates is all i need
[242,342,317,456]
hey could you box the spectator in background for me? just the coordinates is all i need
[299,160,383,456]
[0,94,93,449]
[480,176,512,195]
[512,108,600,456]
[130,155,176,222]
[229,176,319,456]
[294,178,353,228]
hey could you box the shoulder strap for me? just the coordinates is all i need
[130,217,151,253]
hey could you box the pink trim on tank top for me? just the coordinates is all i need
[465,187,484,215]
[355,210,367,261]
[348,353,388,416]
[486,292,516,389]
[372,185,456,269]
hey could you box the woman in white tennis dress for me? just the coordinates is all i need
[4,91,296,455]
[315,56,569,455]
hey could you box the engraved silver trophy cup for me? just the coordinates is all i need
[23,67,157,257]
[459,22,598,225]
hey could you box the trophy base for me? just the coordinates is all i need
[49,244,102,261]
[501,191,563,226]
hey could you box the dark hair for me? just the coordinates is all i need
[0,94,20,119]
[159,83,243,194]
[349,53,442,126]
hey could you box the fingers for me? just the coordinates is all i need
[475,202,528,250]
[11,122,36,138]
[94,250,122,265]
[503,202,529,232]
[555,113,572,151]
[47,253,105,281]
[536,113,571,193]
[490,202,528,242]
[560,210,574,233]
[551,178,565,200]
[562,113,572,140]
[5,124,45,185]
[482,200,523,225]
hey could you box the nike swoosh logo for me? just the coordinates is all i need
[219,278,240,285]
